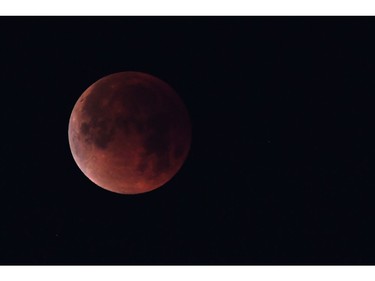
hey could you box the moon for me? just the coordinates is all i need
[68,71,191,194]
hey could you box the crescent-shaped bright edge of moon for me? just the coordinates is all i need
[68,71,191,194]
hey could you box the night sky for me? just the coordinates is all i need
[2,17,375,265]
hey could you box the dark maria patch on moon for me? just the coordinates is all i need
[137,108,179,177]
[79,84,117,149]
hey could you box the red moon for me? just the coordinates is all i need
[68,72,191,194]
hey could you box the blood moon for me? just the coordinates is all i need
[68,71,191,194]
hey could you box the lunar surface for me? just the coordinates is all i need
[68,71,191,194]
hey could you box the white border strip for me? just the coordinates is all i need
[1,266,375,281]
[1,0,375,16]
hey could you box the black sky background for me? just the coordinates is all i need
[1,17,375,265]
